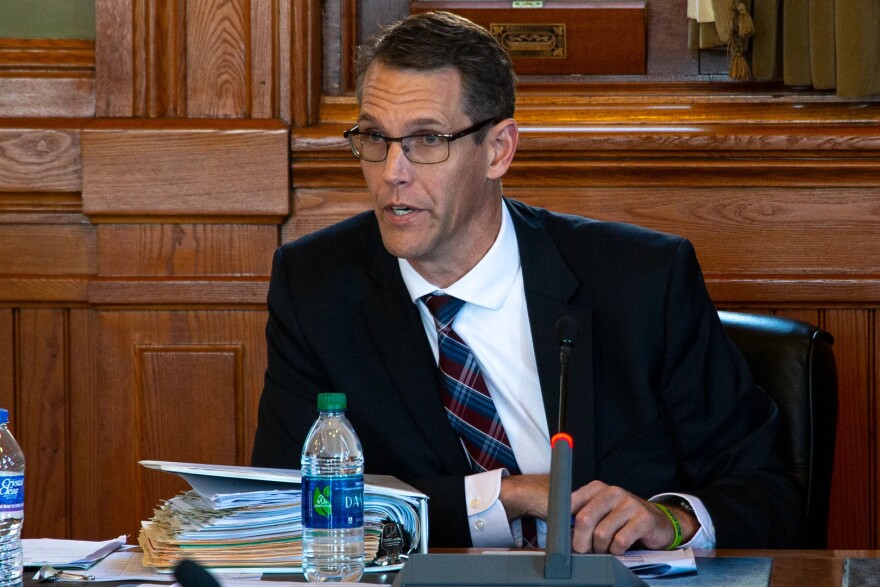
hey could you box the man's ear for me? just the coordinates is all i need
[486,119,518,180]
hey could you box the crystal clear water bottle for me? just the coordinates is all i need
[300,393,364,582]
[0,409,25,587]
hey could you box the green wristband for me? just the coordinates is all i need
[654,503,683,550]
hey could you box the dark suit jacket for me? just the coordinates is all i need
[252,199,802,548]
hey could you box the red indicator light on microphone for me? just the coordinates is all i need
[550,432,573,448]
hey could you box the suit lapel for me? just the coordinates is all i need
[508,200,597,489]
[360,244,471,474]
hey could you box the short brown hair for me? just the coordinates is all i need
[355,11,516,131]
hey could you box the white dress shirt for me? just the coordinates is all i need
[399,201,716,550]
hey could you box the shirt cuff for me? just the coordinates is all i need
[651,493,716,550]
[464,469,516,547]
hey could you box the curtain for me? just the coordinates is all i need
[751,0,880,97]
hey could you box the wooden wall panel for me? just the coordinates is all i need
[95,0,135,117]
[509,187,880,277]
[186,0,249,117]
[0,225,95,276]
[138,0,187,118]
[0,311,12,416]
[825,310,875,548]
[876,314,880,548]
[0,78,95,118]
[69,310,266,539]
[0,39,96,118]
[290,0,322,127]
[17,309,69,538]
[94,0,298,120]
[250,0,276,118]
[81,122,288,218]
[96,224,275,277]
[137,345,243,514]
[0,129,81,193]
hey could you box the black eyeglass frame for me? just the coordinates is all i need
[342,118,500,164]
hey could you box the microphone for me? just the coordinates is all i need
[544,316,578,579]
[174,559,222,587]
[554,316,577,434]
[392,316,645,586]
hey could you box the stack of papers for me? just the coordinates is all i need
[136,460,428,574]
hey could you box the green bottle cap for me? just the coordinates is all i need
[317,393,347,411]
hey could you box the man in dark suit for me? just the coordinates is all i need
[252,11,801,552]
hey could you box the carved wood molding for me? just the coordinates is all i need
[95,0,313,121]
[0,39,95,73]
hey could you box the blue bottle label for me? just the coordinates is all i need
[0,474,24,512]
[301,475,364,529]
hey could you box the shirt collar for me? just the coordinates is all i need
[399,200,520,311]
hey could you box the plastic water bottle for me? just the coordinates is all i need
[0,409,25,587]
[300,393,364,582]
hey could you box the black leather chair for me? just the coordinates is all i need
[718,311,838,548]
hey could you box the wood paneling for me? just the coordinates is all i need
[0,78,95,118]
[290,0,322,127]
[137,344,243,514]
[81,121,289,219]
[0,116,284,538]
[186,0,249,117]
[0,39,94,71]
[95,0,297,120]
[825,310,875,548]
[138,0,187,118]
[17,309,69,538]
[0,311,12,414]
[0,224,95,275]
[69,309,266,539]
[0,39,96,118]
[96,224,275,277]
[0,129,81,192]
[95,0,134,117]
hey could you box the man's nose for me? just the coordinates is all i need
[382,141,411,183]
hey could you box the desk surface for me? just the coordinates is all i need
[430,548,880,587]
[23,549,880,586]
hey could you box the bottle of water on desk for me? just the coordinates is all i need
[300,393,364,582]
[0,409,25,587]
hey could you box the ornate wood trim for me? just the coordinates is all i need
[0,39,95,73]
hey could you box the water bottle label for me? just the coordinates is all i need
[301,475,364,529]
[0,474,24,512]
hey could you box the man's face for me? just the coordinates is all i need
[357,63,505,285]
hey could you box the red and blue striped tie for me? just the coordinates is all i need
[422,293,521,475]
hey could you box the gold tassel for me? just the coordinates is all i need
[727,1,754,80]
[735,2,754,37]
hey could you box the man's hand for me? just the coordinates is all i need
[570,480,699,555]
[500,476,699,554]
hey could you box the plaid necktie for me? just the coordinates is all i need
[422,293,521,475]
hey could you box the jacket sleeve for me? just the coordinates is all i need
[657,239,803,547]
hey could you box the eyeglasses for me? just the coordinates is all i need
[343,118,499,164]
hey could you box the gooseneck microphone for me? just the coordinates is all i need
[544,316,578,579]
[554,316,577,434]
